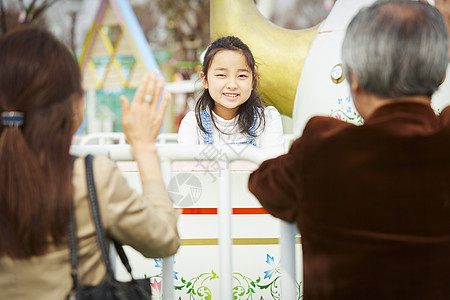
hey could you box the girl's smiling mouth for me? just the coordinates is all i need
[223,92,239,98]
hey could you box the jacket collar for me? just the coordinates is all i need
[364,102,440,134]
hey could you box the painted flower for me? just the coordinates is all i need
[263,254,280,279]
[154,257,178,280]
[151,278,162,293]
[154,258,162,268]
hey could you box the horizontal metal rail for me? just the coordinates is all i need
[75,132,179,146]
[74,132,296,152]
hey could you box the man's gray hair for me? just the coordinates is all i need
[342,0,448,98]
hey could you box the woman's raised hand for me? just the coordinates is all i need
[120,71,171,148]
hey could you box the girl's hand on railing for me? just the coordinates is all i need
[120,71,171,148]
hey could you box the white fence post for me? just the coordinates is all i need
[218,159,233,299]
[160,157,175,300]
[280,221,298,299]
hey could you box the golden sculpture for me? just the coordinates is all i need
[211,0,319,116]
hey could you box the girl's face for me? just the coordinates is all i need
[200,50,253,120]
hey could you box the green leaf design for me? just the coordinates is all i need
[211,269,219,279]
[144,254,304,298]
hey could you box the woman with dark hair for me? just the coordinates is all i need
[0,28,180,299]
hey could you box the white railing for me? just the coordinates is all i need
[75,132,296,156]
[76,132,179,146]
[77,132,127,145]
[70,144,298,299]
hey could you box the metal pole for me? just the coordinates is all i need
[218,159,233,299]
[160,157,174,300]
[280,221,297,299]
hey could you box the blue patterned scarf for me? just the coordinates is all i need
[200,110,257,146]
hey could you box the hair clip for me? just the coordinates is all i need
[1,112,24,127]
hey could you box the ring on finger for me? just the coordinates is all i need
[144,95,153,103]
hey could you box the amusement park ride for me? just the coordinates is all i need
[72,0,450,299]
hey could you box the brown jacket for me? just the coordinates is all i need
[249,102,450,299]
[0,156,180,300]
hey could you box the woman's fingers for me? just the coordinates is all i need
[136,71,164,111]
[134,74,150,104]
[120,71,172,143]
[158,90,171,118]
[153,90,171,130]
[120,96,130,115]
[151,78,164,111]
[120,96,131,130]
[143,71,157,104]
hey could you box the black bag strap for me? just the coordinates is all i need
[85,154,137,278]
[68,155,137,294]
[84,154,115,276]
[113,239,134,274]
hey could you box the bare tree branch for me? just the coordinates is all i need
[18,0,26,10]
[32,0,60,20]
[17,0,29,22]
[0,0,6,35]
[29,0,38,9]
[0,0,61,35]
[27,0,38,21]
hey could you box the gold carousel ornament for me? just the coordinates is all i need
[210,0,319,117]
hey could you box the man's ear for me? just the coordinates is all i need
[200,72,208,89]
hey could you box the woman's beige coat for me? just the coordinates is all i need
[0,156,180,300]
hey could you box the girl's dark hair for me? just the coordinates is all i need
[195,36,266,137]
[0,27,83,258]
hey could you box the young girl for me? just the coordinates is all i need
[177,36,284,157]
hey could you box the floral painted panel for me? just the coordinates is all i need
[144,254,302,299]
[330,96,363,125]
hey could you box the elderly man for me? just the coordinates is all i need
[249,1,449,299]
